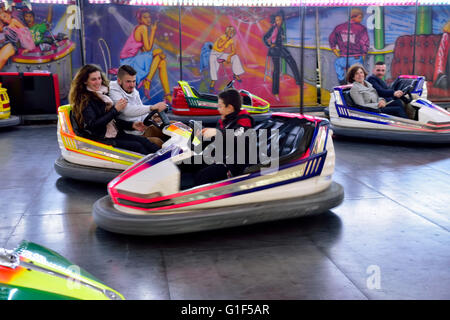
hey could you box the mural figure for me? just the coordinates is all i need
[0,19,16,70]
[263,10,301,99]
[119,8,171,103]
[22,5,53,47]
[0,7,35,54]
[328,8,369,85]
[208,26,245,93]
[433,21,450,90]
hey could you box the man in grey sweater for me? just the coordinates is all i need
[109,65,167,147]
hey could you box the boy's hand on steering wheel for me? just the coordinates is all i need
[201,128,217,139]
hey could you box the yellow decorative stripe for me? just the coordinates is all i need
[11,257,124,300]
[53,45,75,61]
[179,81,198,98]
[12,57,52,63]
[65,147,135,166]
[62,136,77,150]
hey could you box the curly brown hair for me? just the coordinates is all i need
[346,64,368,84]
[69,64,109,127]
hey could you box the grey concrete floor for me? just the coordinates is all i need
[0,124,449,300]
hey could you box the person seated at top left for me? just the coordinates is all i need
[69,64,160,155]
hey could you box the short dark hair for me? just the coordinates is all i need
[117,65,137,79]
[346,64,368,83]
[375,61,386,66]
[218,88,242,112]
[23,11,35,18]
[271,10,285,24]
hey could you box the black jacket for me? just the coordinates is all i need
[366,75,395,101]
[263,25,285,57]
[81,92,134,139]
[213,110,255,174]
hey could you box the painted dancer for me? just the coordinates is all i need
[119,8,171,102]
[263,10,301,99]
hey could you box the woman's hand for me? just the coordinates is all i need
[332,48,340,57]
[115,98,127,112]
[132,121,147,132]
[378,100,386,108]
[151,21,158,33]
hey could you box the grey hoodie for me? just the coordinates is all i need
[109,80,151,135]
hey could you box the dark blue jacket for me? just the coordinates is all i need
[366,75,395,101]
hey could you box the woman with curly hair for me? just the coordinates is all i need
[69,64,159,154]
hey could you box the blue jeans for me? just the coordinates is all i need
[335,56,364,83]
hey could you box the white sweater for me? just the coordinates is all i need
[109,80,150,135]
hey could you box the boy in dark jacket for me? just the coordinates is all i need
[195,88,255,185]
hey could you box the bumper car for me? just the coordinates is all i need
[55,104,192,183]
[55,104,143,183]
[92,112,344,236]
[329,75,450,143]
[169,80,272,125]
[0,83,20,128]
[0,240,124,300]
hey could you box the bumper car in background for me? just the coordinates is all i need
[329,75,450,143]
[0,83,20,128]
[169,80,272,125]
[93,112,344,236]
[0,240,124,300]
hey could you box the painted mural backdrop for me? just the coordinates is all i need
[0,3,448,108]
[0,2,83,101]
[84,3,182,106]
[319,5,450,104]
[84,5,316,107]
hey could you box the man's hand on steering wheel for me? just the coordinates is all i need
[400,85,414,104]
[143,104,170,129]
[150,102,168,113]
[393,90,404,98]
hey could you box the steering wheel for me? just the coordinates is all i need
[188,120,204,152]
[142,107,171,130]
[400,84,414,104]
[225,80,235,89]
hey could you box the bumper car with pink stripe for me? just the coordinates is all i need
[92,113,344,235]
[329,76,450,143]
